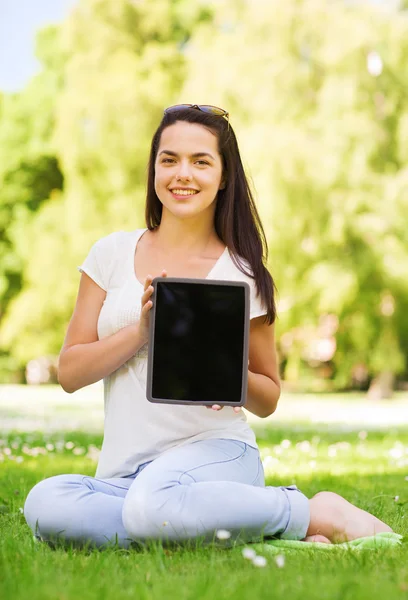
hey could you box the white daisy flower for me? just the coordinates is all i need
[275,554,285,568]
[252,555,267,567]
[216,529,231,540]
[242,547,257,560]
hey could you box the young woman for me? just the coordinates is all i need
[24,105,392,548]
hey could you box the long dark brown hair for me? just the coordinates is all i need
[145,108,276,324]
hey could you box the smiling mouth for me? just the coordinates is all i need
[170,189,199,196]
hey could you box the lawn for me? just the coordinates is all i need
[1,418,407,600]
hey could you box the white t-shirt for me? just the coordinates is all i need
[78,228,268,478]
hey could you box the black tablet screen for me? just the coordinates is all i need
[151,281,246,403]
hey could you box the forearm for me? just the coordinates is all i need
[245,370,281,418]
[58,323,145,393]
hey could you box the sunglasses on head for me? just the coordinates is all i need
[164,104,229,127]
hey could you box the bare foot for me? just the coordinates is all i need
[308,491,393,543]
[302,534,332,544]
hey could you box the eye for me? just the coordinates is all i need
[195,160,210,166]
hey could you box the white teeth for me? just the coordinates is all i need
[171,189,198,196]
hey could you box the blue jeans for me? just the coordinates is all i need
[24,438,310,548]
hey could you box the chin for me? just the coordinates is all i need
[164,201,205,216]
[160,197,216,221]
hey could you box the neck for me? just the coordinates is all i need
[152,209,220,255]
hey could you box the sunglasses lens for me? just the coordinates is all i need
[198,105,227,116]
[164,104,229,121]
[164,104,193,113]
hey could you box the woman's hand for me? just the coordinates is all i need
[206,405,242,413]
[140,270,167,343]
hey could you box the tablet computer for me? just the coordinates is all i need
[146,278,250,406]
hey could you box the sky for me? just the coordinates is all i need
[0,0,77,93]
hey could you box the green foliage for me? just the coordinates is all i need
[0,0,216,373]
[0,24,65,347]
[3,156,63,212]
[181,0,408,389]
[0,0,407,392]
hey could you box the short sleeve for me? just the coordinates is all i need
[250,283,268,320]
[77,232,119,291]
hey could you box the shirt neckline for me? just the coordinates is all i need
[131,228,228,288]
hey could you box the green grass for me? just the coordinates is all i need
[1,426,408,600]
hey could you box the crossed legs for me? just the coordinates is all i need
[24,439,393,548]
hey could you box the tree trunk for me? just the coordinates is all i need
[367,371,395,401]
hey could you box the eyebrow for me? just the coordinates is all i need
[158,150,216,161]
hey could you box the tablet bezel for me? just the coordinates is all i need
[146,277,250,406]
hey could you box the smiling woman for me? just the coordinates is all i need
[155,121,225,225]
[23,104,393,550]
[153,121,225,222]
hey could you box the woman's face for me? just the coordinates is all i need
[154,121,225,221]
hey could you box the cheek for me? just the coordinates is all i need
[200,171,223,189]
[154,167,168,188]
[153,173,164,198]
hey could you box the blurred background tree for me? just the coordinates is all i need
[0,23,65,381]
[0,0,407,397]
[0,0,214,380]
[181,0,408,396]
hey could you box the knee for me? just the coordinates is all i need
[24,475,76,537]
[122,489,152,540]
[24,476,57,533]
[122,488,171,541]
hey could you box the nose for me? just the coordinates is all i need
[176,160,193,181]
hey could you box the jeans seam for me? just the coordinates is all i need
[82,476,130,491]
[124,461,152,479]
[250,457,262,486]
[178,444,248,484]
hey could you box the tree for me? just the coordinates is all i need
[180,0,408,395]
[0,0,214,376]
[0,24,66,381]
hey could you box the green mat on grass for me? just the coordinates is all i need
[252,532,403,553]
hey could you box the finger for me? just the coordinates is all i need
[144,275,153,292]
[141,285,154,305]
[161,269,167,277]
[233,406,242,413]
[211,405,222,411]
[141,300,153,314]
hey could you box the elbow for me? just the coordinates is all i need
[261,382,281,418]
[58,380,76,394]
[260,403,278,419]
[61,385,76,394]
[58,350,80,393]
[57,367,77,394]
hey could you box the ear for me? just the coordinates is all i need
[219,174,227,190]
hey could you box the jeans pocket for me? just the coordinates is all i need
[225,439,248,452]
